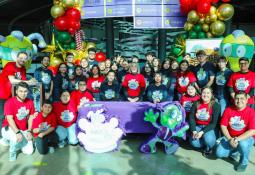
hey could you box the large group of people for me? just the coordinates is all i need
[0,49,254,172]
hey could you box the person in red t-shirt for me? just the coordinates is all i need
[86,65,105,101]
[189,87,221,157]
[1,82,36,161]
[32,100,58,155]
[176,60,197,100]
[180,84,200,117]
[122,63,146,102]
[228,57,255,107]
[216,91,255,172]
[70,78,94,112]
[53,90,78,148]
[0,52,37,139]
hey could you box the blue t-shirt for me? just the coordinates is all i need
[193,62,216,88]
[214,68,232,99]
[34,67,53,92]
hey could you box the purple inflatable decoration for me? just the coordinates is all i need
[140,102,189,154]
[76,103,124,153]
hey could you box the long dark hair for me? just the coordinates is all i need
[196,87,215,112]
[90,64,101,77]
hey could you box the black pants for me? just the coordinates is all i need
[35,131,58,155]
[0,99,6,138]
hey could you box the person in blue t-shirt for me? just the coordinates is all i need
[192,50,216,91]
[214,56,232,115]
[146,73,168,103]
[34,56,53,100]
[87,48,98,68]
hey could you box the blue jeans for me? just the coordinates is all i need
[217,98,228,115]
[189,125,216,151]
[56,124,78,145]
[216,137,254,165]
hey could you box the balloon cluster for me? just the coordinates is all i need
[51,0,82,35]
[183,2,234,38]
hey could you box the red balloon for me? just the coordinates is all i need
[48,66,58,76]
[68,20,80,30]
[180,0,192,14]
[95,52,106,62]
[190,0,200,10]
[65,8,81,21]
[54,17,68,31]
[211,0,219,3]
[222,0,231,2]
[68,27,76,35]
[197,0,211,14]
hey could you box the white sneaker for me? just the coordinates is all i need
[49,147,55,154]
[0,138,9,147]
[9,151,17,162]
[58,140,66,148]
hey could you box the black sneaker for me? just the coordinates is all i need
[202,149,212,158]
[235,164,247,172]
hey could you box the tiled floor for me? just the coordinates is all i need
[0,137,254,175]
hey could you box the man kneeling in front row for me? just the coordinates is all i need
[216,91,255,172]
[1,82,36,161]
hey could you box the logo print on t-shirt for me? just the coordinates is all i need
[152,90,163,101]
[16,107,30,120]
[39,122,50,132]
[162,77,169,86]
[183,101,192,112]
[178,76,190,87]
[61,110,75,122]
[92,81,101,90]
[62,78,69,89]
[216,73,226,86]
[229,116,245,131]
[15,72,22,80]
[235,78,249,91]
[41,72,51,84]
[128,79,139,90]
[79,97,90,107]
[105,89,115,99]
[196,108,210,121]
[197,68,206,81]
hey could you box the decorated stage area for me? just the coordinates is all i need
[0,137,255,175]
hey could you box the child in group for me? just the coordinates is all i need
[53,91,78,147]
[80,58,90,78]
[100,71,120,101]
[32,100,58,154]
[86,65,105,101]
[141,62,154,89]
[70,79,94,112]
[69,65,86,91]
[146,73,168,103]
[152,58,161,73]
[66,53,76,80]
[180,84,200,117]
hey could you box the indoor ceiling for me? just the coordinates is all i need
[0,0,254,35]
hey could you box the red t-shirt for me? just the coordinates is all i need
[53,102,77,128]
[70,90,94,112]
[221,106,255,137]
[32,112,57,137]
[195,103,213,126]
[176,71,197,94]
[2,97,35,131]
[86,76,105,93]
[180,95,200,114]
[122,73,146,97]
[0,62,26,99]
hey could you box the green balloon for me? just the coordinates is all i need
[177,56,183,63]
[193,24,202,32]
[189,31,197,39]
[172,47,182,56]
[180,33,188,39]
[198,31,206,39]
[57,31,72,44]
[70,42,76,49]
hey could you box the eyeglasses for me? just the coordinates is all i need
[79,83,86,86]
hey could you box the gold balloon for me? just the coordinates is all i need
[50,56,63,67]
[217,4,234,21]
[85,42,96,50]
[210,14,218,23]
[184,22,193,31]
[50,5,65,18]
[187,10,199,24]
[53,0,61,5]
[206,32,213,38]
[199,17,205,24]
[210,6,217,15]
[210,20,225,36]
[62,0,75,8]
[202,24,209,32]
[205,15,211,24]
